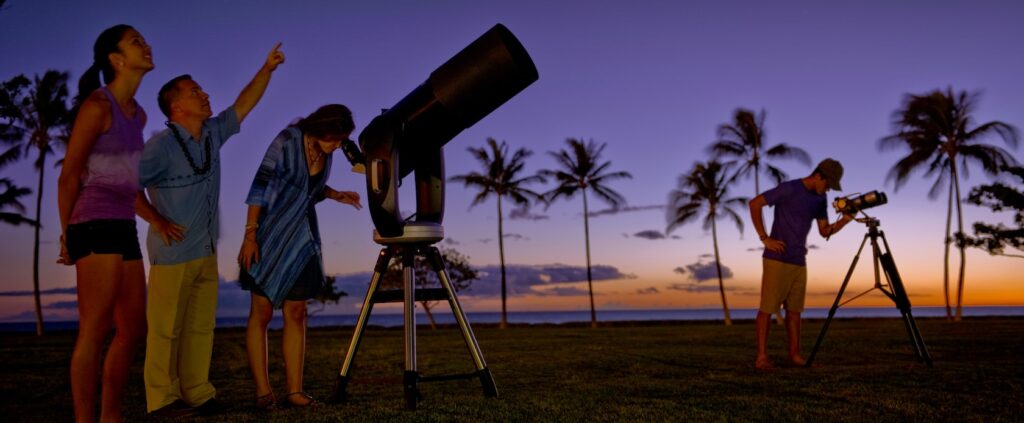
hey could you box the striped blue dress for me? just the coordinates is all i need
[242,127,331,306]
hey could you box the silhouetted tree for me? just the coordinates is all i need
[708,108,810,195]
[381,247,479,329]
[879,88,1019,320]
[0,177,35,227]
[666,161,748,326]
[958,165,1024,259]
[450,138,544,329]
[541,138,631,328]
[307,275,347,316]
[0,71,72,335]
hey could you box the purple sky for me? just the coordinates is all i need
[1,0,1022,320]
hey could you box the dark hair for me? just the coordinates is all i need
[294,104,355,140]
[157,74,193,118]
[72,24,133,118]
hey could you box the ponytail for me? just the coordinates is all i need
[71,24,133,122]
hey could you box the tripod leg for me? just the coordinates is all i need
[877,232,933,367]
[402,249,419,410]
[807,234,870,367]
[329,247,392,404]
[427,247,498,397]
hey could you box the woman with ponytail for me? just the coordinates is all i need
[57,24,153,422]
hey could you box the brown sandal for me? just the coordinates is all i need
[284,391,322,408]
[255,393,279,411]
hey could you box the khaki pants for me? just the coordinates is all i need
[759,258,807,314]
[144,255,218,411]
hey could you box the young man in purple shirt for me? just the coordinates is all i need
[135,44,284,417]
[748,158,855,370]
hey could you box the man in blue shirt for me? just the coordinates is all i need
[135,44,285,416]
[748,158,854,370]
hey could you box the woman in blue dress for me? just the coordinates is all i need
[237,104,362,409]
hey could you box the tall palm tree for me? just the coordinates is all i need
[450,138,544,329]
[541,138,632,328]
[879,88,1019,321]
[666,161,748,326]
[0,71,72,335]
[708,108,811,195]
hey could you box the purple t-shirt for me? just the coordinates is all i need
[69,87,145,224]
[762,179,827,266]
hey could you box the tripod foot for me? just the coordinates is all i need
[479,367,498,397]
[328,374,349,404]
[403,371,420,410]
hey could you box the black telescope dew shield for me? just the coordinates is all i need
[358,24,539,237]
[833,190,888,215]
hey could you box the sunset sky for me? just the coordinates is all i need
[1,0,1022,321]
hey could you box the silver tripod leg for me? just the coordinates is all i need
[330,248,392,403]
[402,249,419,409]
[428,247,498,397]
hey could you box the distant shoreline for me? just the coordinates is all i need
[3,305,1022,333]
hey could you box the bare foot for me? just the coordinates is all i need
[789,355,807,366]
[755,356,775,370]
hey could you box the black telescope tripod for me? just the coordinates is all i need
[328,223,498,410]
[806,217,933,367]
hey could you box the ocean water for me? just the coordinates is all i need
[2,306,1022,332]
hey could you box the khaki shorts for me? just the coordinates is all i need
[759,258,807,313]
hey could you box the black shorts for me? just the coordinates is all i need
[65,219,143,263]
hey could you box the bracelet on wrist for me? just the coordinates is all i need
[245,223,258,231]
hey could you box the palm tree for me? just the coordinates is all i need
[879,88,1019,321]
[708,108,809,325]
[0,71,72,335]
[541,138,632,328]
[450,138,544,329]
[707,108,811,195]
[666,161,748,326]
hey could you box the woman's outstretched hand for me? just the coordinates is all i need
[329,190,362,210]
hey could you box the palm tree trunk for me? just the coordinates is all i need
[32,152,45,336]
[943,179,954,320]
[497,196,508,329]
[711,216,732,325]
[952,164,966,321]
[421,302,438,330]
[582,189,596,328]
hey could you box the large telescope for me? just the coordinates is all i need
[349,23,539,238]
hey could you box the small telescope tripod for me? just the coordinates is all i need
[328,223,498,410]
[806,217,933,367]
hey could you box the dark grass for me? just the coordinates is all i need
[1,317,1022,422]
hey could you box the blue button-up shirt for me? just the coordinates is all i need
[139,108,240,265]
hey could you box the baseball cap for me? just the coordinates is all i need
[815,158,843,191]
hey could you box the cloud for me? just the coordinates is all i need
[698,253,713,259]
[667,283,753,293]
[808,244,820,250]
[0,286,77,297]
[636,287,659,295]
[673,267,686,275]
[443,238,460,246]
[43,300,78,310]
[746,247,764,252]
[587,204,664,218]
[503,233,528,241]
[676,259,733,282]
[534,286,593,297]
[508,206,549,221]
[632,230,665,240]
[464,263,634,297]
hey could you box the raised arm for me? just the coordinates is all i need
[232,42,285,123]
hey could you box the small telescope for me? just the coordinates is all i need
[833,190,888,215]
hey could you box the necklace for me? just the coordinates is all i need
[305,135,324,170]
[167,122,211,175]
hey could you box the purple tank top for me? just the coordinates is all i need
[69,87,145,223]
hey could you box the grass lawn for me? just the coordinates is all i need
[1,317,1022,422]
